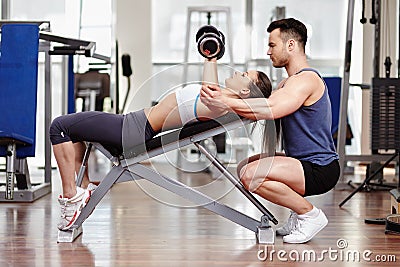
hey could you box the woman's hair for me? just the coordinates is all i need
[248,71,280,155]
[248,71,272,99]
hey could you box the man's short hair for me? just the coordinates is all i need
[267,18,307,52]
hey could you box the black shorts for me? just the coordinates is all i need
[301,159,340,197]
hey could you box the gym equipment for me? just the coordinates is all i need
[385,214,400,234]
[0,24,43,201]
[360,0,367,24]
[369,0,377,24]
[337,0,400,185]
[390,188,400,214]
[338,0,400,206]
[196,25,225,59]
[0,21,106,202]
[384,188,400,234]
[57,113,278,243]
[75,70,110,111]
[121,53,133,113]
[183,6,234,83]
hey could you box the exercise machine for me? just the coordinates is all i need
[0,21,104,202]
[339,0,400,207]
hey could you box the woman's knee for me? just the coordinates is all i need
[49,116,71,145]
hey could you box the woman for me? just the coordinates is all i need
[51,59,272,231]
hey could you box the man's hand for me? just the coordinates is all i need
[200,84,228,112]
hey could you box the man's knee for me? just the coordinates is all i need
[239,164,257,191]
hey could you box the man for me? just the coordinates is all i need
[200,18,340,244]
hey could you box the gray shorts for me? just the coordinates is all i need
[122,109,157,155]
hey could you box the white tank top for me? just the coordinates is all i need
[175,84,200,125]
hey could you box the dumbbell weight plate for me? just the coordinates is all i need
[195,25,221,42]
[198,35,221,58]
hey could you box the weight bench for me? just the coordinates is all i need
[57,113,278,243]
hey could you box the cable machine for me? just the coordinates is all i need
[338,0,400,207]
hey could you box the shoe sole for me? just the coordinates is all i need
[61,190,92,231]
[276,229,290,236]
[283,219,328,244]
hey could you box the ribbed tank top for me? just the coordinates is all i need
[281,68,339,165]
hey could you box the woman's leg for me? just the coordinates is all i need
[50,111,124,230]
[53,142,77,199]
[50,111,123,191]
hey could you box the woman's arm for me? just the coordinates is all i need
[202,58,218,86]
[196,58,228,120]
[147,58,223,131]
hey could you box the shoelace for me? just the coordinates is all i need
[60,203,67,219]
[287,212,298,232]
[290,219,306,236]
[59,200,74,219]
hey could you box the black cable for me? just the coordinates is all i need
[370,0,377,24]
[360,0,367,24]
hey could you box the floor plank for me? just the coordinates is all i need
[0,160,399,266]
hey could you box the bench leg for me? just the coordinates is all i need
[76,143,93,187]
[256,215,275,244]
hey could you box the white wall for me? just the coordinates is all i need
[115,0,152,112]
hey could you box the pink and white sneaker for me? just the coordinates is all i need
[57,187,91,231]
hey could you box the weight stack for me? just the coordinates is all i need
[371,78,400,152]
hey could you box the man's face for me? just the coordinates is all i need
[267,29,289,68]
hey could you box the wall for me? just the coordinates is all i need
[115,0,152,112]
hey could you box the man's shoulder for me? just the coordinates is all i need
[286,71,317,85]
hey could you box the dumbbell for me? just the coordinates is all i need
[196,25,225,59]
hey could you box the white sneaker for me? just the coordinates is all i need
[283,209,328,244]
[276,210,298,236]
[57,187,91,231]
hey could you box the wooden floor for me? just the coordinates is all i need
[1,160,400,267]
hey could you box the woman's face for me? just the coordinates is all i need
[225,70,258,96]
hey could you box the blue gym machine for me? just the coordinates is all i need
[0,22,99,202]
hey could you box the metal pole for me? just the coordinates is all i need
[373,0,381,78]
[194,142,278,225]
[183,9,192,84]
[44,50,52,184]
[1,0,10,20]
[76,143,93,187]
[337,0,355,182]
[5,143,16,199]
[245,0,253,62]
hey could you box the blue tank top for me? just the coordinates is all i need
[281,68,339,165]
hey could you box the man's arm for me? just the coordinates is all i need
[201,72,317,120]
